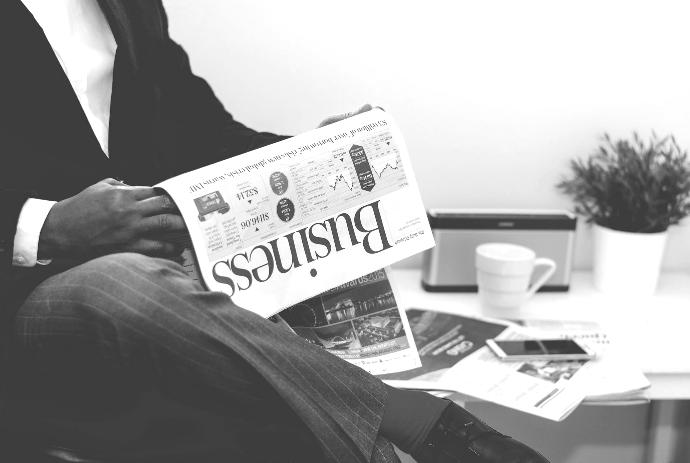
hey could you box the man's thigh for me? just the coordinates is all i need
[3,253,321,461]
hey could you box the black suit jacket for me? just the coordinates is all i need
[0,1,287,330]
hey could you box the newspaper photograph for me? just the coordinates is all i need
[157,109,434,317]
[279,268,421,375]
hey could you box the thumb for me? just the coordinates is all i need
[317,103,374,128]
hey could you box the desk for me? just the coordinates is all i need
[392,269,690,463]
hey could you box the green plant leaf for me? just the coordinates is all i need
[556,132,690,232]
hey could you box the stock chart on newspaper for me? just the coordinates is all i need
[292,129,408,218]
[193,125,409,261]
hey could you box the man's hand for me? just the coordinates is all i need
[317,104,375,128]
[38,178,186,260]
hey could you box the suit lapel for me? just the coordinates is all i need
[1,1,109,174]
[97,0,139,72]
[97,0,162,184]
[4,1,157,184]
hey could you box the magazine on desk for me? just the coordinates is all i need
[156,110,431,374]
[382,309,650,421]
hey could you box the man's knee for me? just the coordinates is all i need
[16,253,202,358]
[78,252,186,282]
[19,252,246,351]
[26,253,191,319]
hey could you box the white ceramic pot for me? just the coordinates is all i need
[592,224,668,295]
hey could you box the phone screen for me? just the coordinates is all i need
[495,339,587,357]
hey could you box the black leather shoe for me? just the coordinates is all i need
[412,401,550,463]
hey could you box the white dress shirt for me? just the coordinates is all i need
[13,0,117,267]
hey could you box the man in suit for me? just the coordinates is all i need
[0,1,550,462]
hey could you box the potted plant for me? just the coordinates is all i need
[557,132,690,295]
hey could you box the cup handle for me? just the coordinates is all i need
[526,257,557,299]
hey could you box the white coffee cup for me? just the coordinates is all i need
[475,243,557,310]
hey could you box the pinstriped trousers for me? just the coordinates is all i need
[3,253,400,462]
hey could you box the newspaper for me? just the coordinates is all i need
[442,326,592,421]
[157,109,434,318]
[383,309,601,421]
[518,320,650,402]
[380,309,510,388]
[279,268,421,375]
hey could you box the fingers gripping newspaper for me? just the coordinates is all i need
[157,109,432,374]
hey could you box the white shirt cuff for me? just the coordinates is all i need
[13,198,57,267]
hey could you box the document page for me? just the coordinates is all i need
[158,109,434,317]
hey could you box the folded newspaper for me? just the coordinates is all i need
[158,109,433,316]
[157,109,432,374]
[279,268,420,375]
[382,309,650,421]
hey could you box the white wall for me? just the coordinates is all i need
[163,0,690,270]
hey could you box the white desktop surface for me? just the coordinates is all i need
[392,269,690,401]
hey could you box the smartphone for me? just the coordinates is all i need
[486,338,596,361]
